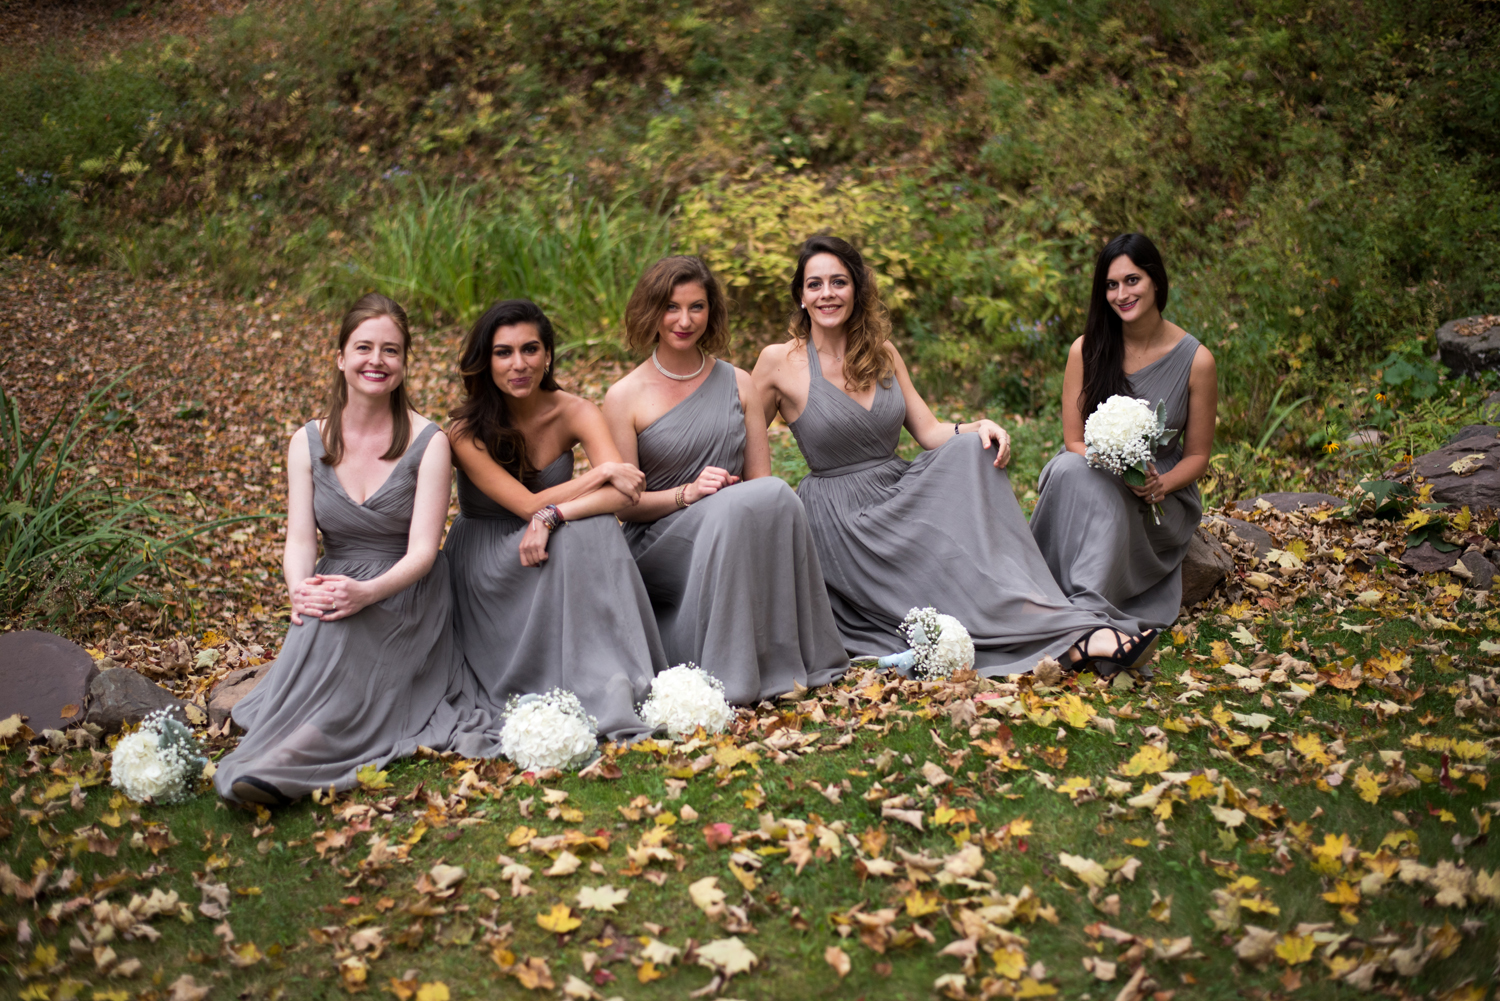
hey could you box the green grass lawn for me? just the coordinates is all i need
[4,527,1498,1001]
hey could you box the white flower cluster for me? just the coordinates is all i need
[498,689,599,772]
[110,709,208,805]
[901,607,976,680]
[639,663,734,740]
[1083,394,1168,475]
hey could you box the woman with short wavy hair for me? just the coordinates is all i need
[752,236,1156,676]
[604,256,847,704]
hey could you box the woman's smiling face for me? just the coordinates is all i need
[490,322,550,399]
[1105,255,1157,322]
[336,316,405,398]
[799,252,854,332]
[657,281,709,352]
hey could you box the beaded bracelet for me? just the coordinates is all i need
[533,504,566,531]
[675,484,689,509]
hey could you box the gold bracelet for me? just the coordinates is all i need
[675,484,688,509]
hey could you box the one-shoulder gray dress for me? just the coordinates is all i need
[789,345,1113,676]
[622,360,848,704]
[1030,334,1204,633]
[445,452,664,743]
[215,422,503,802]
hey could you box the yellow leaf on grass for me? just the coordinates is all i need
[1121,745,1177,776]
[991,945,1027,980]
[1015,978,1059,997]
[1009,819,1034,838]
[1274,934,1316,965]
[507,826,538,848]
[1211,703,1234,728]
[1185,774,1218,800]
[933,805,958,826]
[1322,881,1360,906]
[1059,853,1109,888]
[1291,732,1332,767]
[414,984,450,1001]
[637,960,665,983]
[1210,641,1234,665]
[1057,776,1093,800]
[1311,833,1350,875]
[1353,766,1382,804]
[905,890,942,917]
[1055,694,1095,729]
[356,763,392,790]
[535,904,581,934]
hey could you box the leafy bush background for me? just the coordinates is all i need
[3,0,1497,449]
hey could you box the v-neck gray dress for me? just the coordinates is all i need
[445,452,664,743]
[1030,334,1204,632]
[788,344,1113,675]
[622,360,848,704]
[215,422,503,802]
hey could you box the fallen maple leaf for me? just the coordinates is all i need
[1059,853,1109,888]
[535,904,581,934]
[689,876,726,918]
[825,944,851,978]
[696,936,757,976]
[575,885,628,913]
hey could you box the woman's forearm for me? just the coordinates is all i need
[617,487,686,523]
[555,484,630,522]
[1161,453,1209,494]
[283,543,318,597]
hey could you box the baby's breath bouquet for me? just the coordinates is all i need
[878,607,975,680]
[638,663,734,740]
[498,690,598,772]
[110,709,208,805]
[1083,394,1176,525]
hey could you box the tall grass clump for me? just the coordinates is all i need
[326,182,673,349]
[0,380,236,623]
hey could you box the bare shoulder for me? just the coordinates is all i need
[409,412,434,434]
[882,339,908,372]
[756,340,799,370]
[732,365,759,397]
[288,424,310,458]
[1067,335,1085,359]
[1190,341,1217,371]
[602,363,649,406]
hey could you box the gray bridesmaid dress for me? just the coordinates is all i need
[1030,334,1204,633]
[622,360,848,704]
[445,452,664,743]
[216,422,502,802]
[789,345,1113,676]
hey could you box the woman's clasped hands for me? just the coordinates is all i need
[290,574,372,625]
[683,464,740,505]
[1124,462,1166,505]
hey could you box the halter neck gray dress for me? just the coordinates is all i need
[215,422,503,803]
[789,344,1113,675]
[1030,334,1204,633]
[622,360,848,704]
[445,451,663,743]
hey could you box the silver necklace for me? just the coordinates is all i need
[652,347,706,382]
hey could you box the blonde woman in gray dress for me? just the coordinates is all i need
[603,256,847,704]
[1030,233,1217,637]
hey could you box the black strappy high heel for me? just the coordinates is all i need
[1066,627,1161,678]
[231,776,293,808]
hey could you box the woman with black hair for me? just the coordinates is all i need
[752,236,1156,677]
[444,299,664,744]
[1030,233,1217,638]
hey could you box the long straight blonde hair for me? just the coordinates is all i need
[321,293,414,466]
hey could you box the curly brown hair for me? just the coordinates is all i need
[624,256,730,357]
[787,235,892,393]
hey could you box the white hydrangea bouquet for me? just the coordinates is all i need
[498,689,599,772]
[638,663,734,740]
[110,709,208,805]
[878,607,975,680]
[1083,394,1175,525]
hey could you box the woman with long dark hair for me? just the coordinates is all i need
[216,294,501,806]
[1030,233,1217,635]
[444,299,664,743]
[751,236,1156,676]
[603,256,847,703]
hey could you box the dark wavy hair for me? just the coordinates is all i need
[321,292,413,466]
[449,299,560,480]
[624,256,730,356]
[1079,233,1171,418]
[786,235,892,392]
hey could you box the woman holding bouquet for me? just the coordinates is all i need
[1030,233,1217,635]
[603,256,847,704]
[216,294,503,807]
[444,298,664,744]
[751,236,1154,676]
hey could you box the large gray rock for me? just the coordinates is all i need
[83,668,189,734]
[1400,541,1460,576]
[1181,527,1233,607]
[1459,551,1496,591]
[0,631,97,731]
[1208,516,1274,558]
[1411,426,1500,511]
[1241,491,1344,513]
[208,664,266,730]
[1437,314,1500,376]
